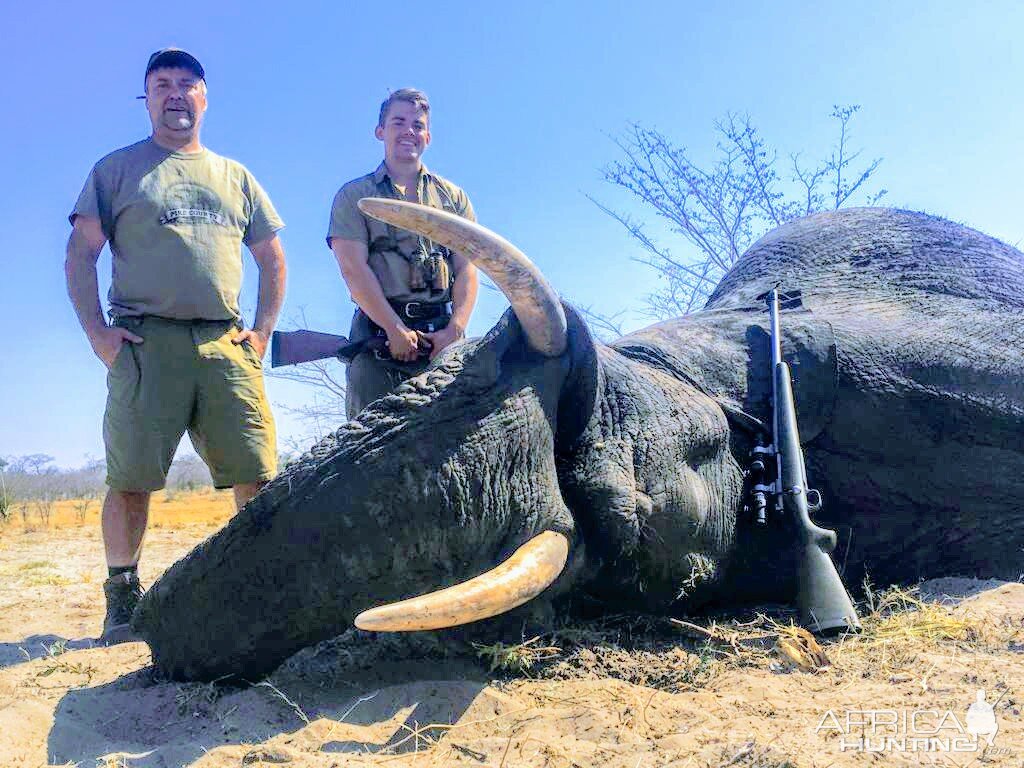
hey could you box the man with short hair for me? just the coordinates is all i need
[65,49,287,641]
[327,88,478,418]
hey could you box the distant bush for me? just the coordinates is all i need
[0,451,214,501]
[2,455,104,501]
[165,455,214,492]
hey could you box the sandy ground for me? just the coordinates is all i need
[0,494,1022,767]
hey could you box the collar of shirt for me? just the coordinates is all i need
[373,161,434,189]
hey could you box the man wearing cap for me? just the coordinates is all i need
[65,49,287,641]
[328,88,478,419]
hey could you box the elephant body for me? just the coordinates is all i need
[134,206,1024,681]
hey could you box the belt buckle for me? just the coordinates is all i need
[404,301,422,319]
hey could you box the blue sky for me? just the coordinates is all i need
[2,1,1021,467]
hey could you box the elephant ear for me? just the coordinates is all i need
[457,308,525,388]
[459,302,599,448]
[556,302,602,451]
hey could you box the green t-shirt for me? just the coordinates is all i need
[71,138,284,321]
[327,162,475,303]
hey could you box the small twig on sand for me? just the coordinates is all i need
[450,742,488,762]
[255,680,310,725]
[724,741,755,766]
[340,689,378,722]
[670,618,745,656]
[670,618,722,640]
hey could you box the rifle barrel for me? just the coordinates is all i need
[768,288,784,369]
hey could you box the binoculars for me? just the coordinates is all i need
[409,248,450,293]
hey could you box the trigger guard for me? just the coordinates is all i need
[806,488,823,513]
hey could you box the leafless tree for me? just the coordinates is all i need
[34,494,55,528]
[575,303,628,343]
[272,368,347,440]
[72,495,97,524]
[7,454,56,475]
[1,454,106,501]
[594,106,886,317]
[18,501,33,530]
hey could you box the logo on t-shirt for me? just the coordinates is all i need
[159,182,227,227]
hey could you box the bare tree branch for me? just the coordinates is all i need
[595,106,885,316]
[573,303,628,342]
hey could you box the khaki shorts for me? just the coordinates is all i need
[104,316,277,491]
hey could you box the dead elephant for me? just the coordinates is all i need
[133,203,1024,681]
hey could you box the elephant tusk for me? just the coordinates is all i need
[354,530,570,632]
[357,198,567,356]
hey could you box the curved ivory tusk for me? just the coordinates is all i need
[354,530,570,632]
[358,197,567,356]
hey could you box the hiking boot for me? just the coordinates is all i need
[101,572,144,643]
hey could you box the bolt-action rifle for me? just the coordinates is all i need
[270,330,431,368]
[746,287,861,634]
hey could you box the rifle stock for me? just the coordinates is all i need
[271,330,359,367]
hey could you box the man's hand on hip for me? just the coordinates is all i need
[233,328,270,359]
[90,326,144,369]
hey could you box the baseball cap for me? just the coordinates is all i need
[143,48,205,86]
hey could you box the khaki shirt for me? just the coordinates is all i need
[327,162,475,303]
[71,139,284,321]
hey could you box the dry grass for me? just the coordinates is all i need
[175,679,225,717]
[0,559,74,587]
[23,571,72,587]
[1,488,235,532]
[18,560,57,570]
[817,584,1019,692]
[478,582,1020,699]
[860,585,977,642]
[474,636,563,673]
[708,741,798,768]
